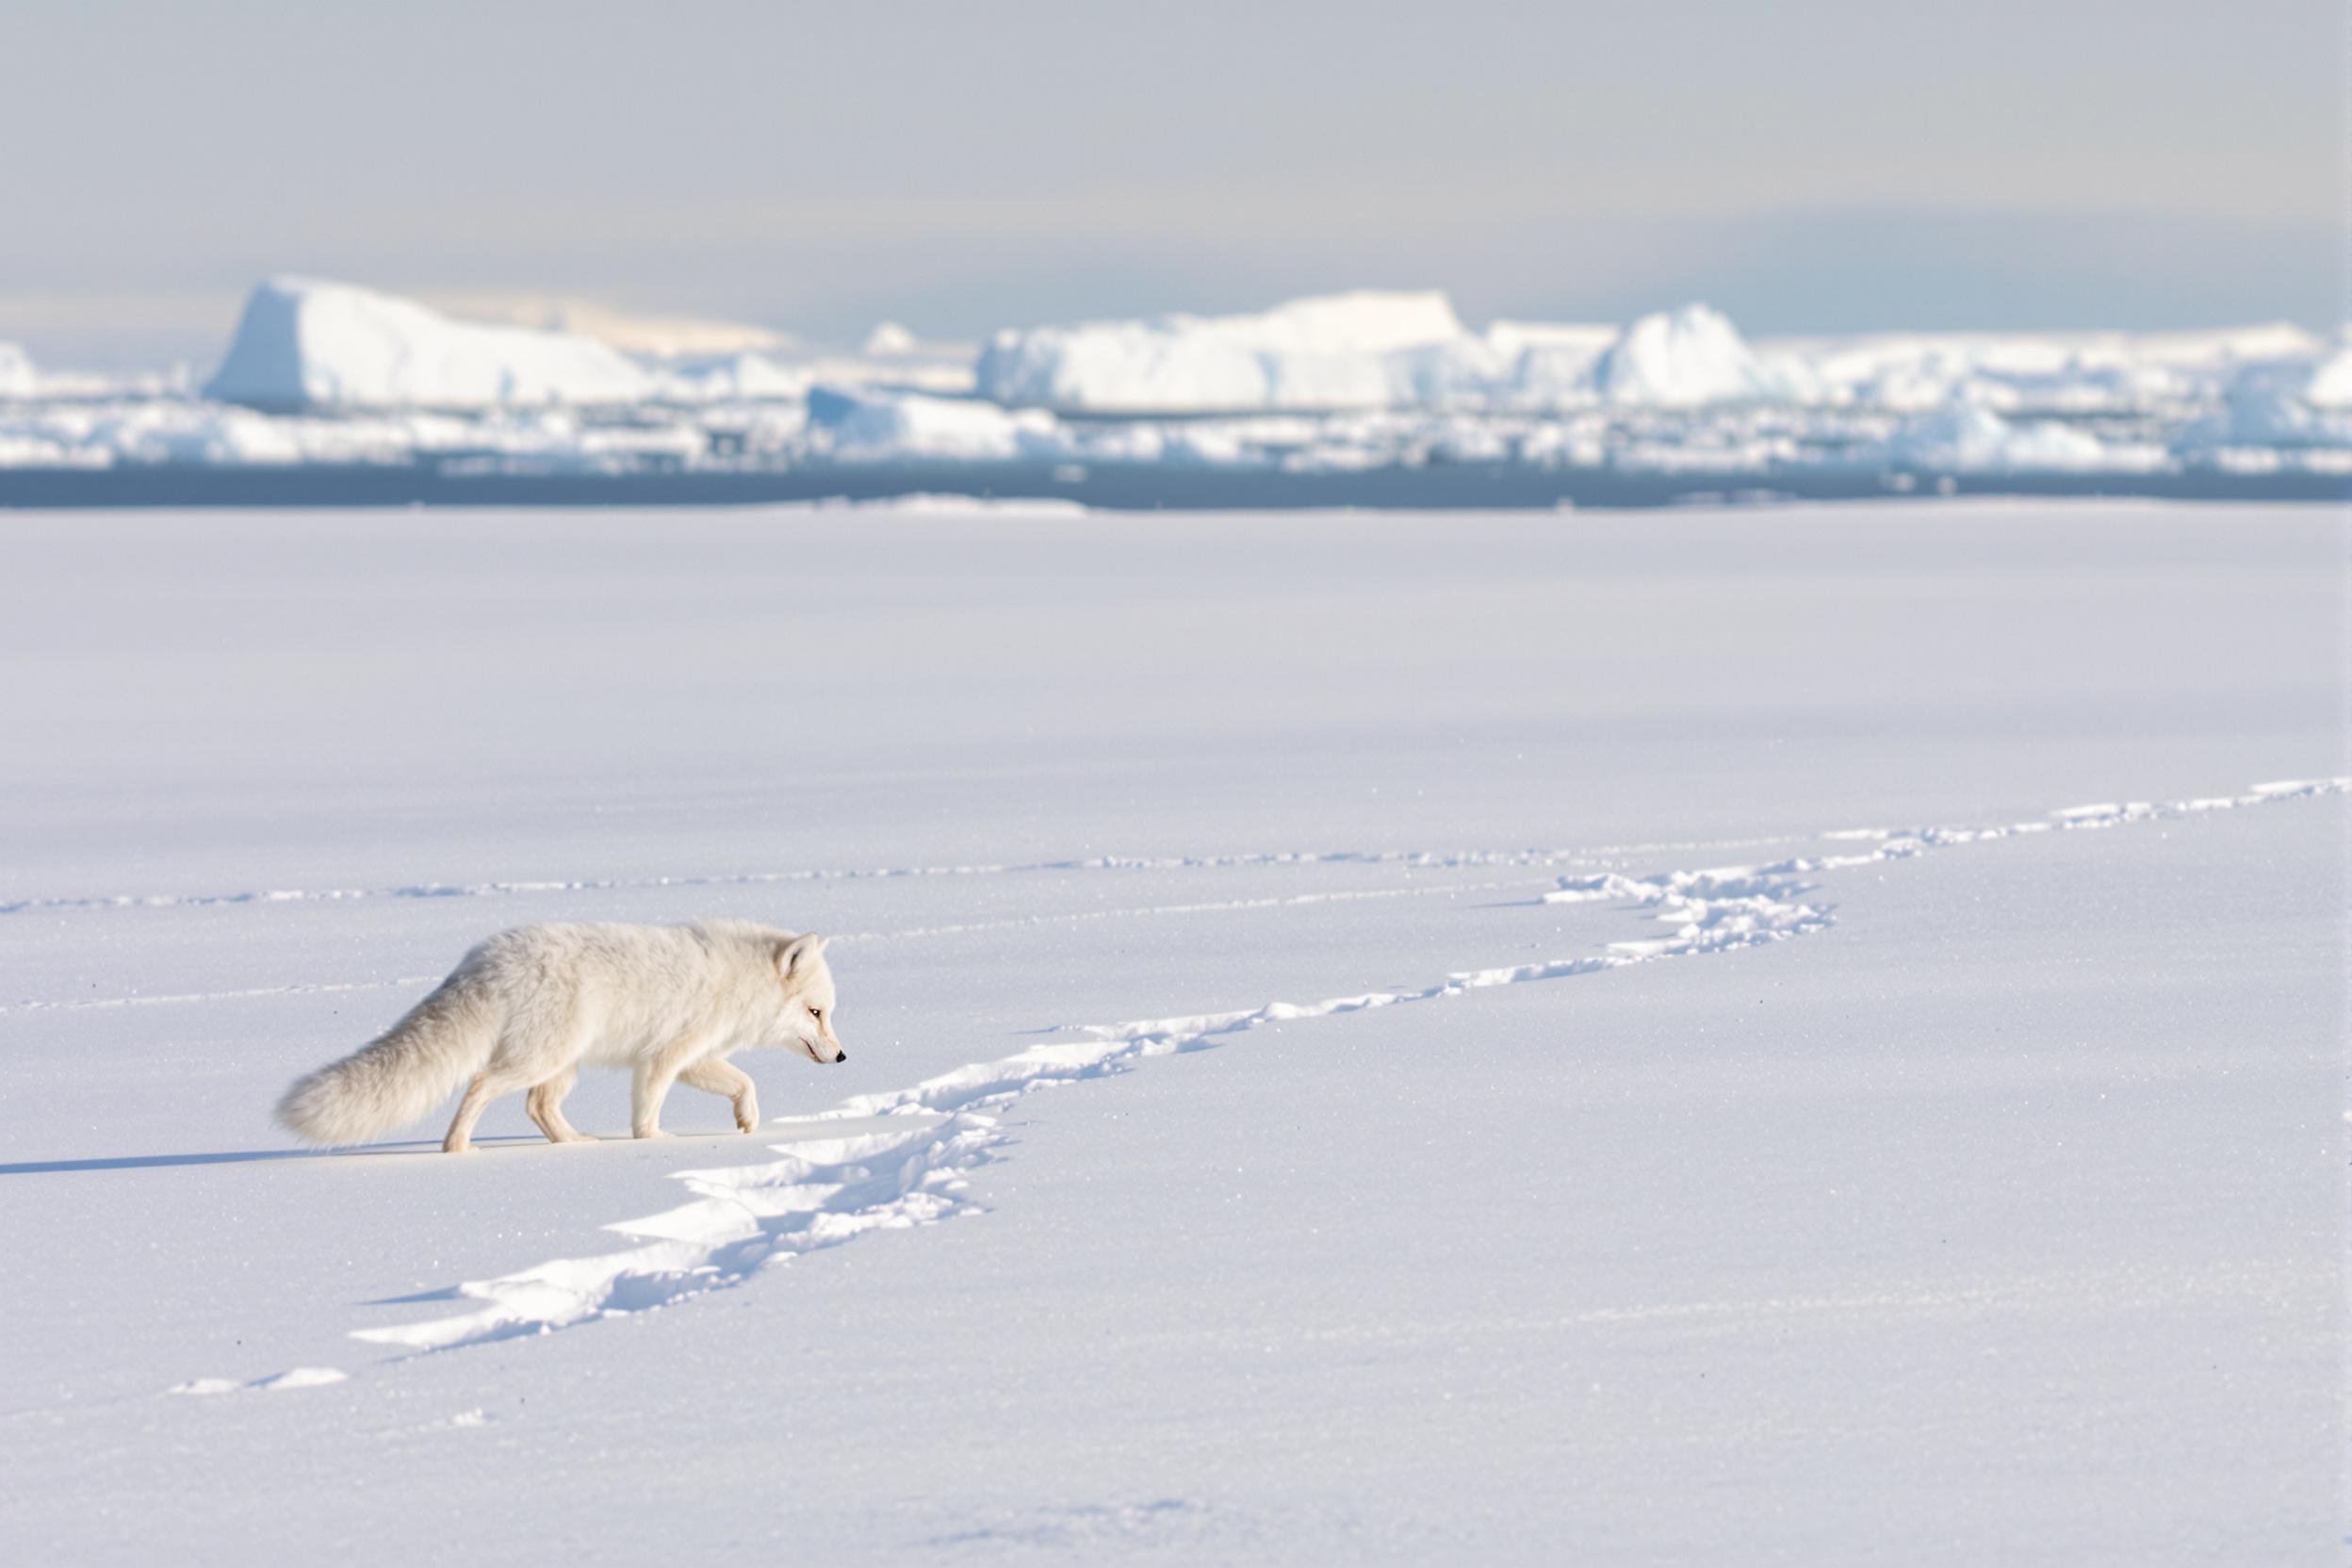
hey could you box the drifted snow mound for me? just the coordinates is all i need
[204,278,655,410]
[806,385,1068,462]
[1590,304,1794,407]
[975,290,1466,414]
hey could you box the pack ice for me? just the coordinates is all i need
[0,277,2344,487]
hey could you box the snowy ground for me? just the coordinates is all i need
[0,501,2342,1564]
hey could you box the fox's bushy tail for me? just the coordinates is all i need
[275,964,502,1146]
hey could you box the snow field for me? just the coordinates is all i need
[327,777,2344,1361]
[0,501,2340,1564]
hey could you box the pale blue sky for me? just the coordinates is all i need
[3,0,2340,365]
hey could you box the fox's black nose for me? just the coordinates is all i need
[835,1049,847,1063]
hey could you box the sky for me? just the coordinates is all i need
[2,0,2341,367]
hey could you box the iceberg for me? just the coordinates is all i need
[2182,378,2352,449]
[656,352,814,402]
[1591,305,1793,407]
[2301,342,2352,409]
[1756,323,2323,415]
[0,342,37,399]
[975,290,1466,414]
[416,295,792,358]
[6,272,2345,499]
[805,386,1068,463]
[974,295,1824,414]
[204,277,656,411]
[1489,321,1620,408]
[1870,405,2166,472]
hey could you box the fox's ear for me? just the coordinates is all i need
[776,932,830,982]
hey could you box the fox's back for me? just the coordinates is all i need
[467,921,792,1064]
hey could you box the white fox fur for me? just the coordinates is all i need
[275,922,843,1153]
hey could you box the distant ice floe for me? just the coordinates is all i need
[975,289,1469,414]
[1,276,2347,491]
[972,295,1837,416]
[974,294,2325,420]
[1862,406,2169,474]
[807,385,1065,463]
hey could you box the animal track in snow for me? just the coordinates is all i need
[340,777,2346,1359]
[170,1366,347,1396]
[1,833,1804,923]
[6,877,1546,1015]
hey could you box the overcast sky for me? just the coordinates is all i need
[3,0,2341,365]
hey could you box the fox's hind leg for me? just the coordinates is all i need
[680,1057,760,1135]
[442,1065,533,1153]
[525,1068,596,1144]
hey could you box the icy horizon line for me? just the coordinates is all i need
[3,270,2344,384]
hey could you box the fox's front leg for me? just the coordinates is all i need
[631,1039,703,1139]
[680,1057,760,1134]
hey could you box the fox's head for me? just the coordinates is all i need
[774,931,846,1065]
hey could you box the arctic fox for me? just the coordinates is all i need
[275,922,844,1153]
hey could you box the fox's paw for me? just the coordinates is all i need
[632,1128,674,1141]
[734,1104,760,1134]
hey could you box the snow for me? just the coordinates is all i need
[0,340,36,397]
[2184,381,2352,450]
[1760,322,2326,414]
[975,289,1467,413]
[422,294,794,358]
[3,278,2347,494]
[0,399,712,469]
[1591,303,1780,406]
[952,288,2340,427]
[1196,287,1467,353]
[654,351,814,402]
[969,294,2332,418]
[0,501,2341,1564]
[1867,404,2172,472]
[204,276,658,410]
[2299,339,2352,408]
[805,385,1066,461]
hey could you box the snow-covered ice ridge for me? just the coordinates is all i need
[237,776,2336,1369]
[1,278,2347,498]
